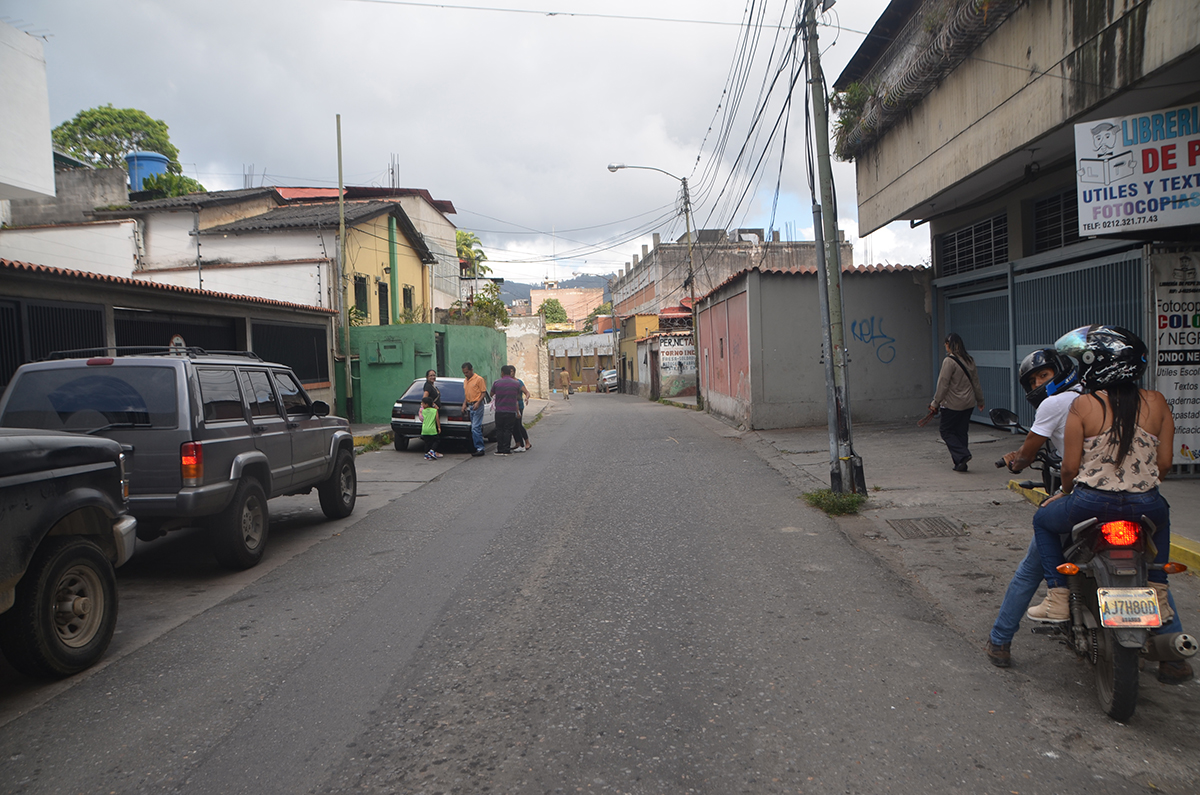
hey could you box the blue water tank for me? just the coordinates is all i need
[125,151,170,191]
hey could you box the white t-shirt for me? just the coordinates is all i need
[1029,388,1082,456]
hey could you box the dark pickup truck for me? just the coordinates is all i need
[0,429,136,678]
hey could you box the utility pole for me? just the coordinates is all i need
[805,0,866,494]
[680,178,702,408]
[337,114,353,421]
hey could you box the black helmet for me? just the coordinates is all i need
[1054,325,1147,389]
[1018,348,1078,407]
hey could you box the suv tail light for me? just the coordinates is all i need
[1100,520,1139,547]
[181,442,203,486]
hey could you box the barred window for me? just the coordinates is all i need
[1033,189,1081,253]
[939,213,1008,276]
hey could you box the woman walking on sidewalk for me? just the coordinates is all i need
[930,332,985,472]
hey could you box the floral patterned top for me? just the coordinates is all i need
[1075,425,1160,493]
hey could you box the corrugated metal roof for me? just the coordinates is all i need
[0,257,336,314]
[201,201,437,264]
[93,187,282,214]
[699,263,928,302]
[201,201,396,234]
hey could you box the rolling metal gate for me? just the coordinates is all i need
[941,249,1144,428]
[0,299,106,390]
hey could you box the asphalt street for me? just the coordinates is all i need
[1,394,1197,794]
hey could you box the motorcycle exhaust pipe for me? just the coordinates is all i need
[1144,632,1199,661]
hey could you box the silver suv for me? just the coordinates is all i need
[0,349,356,570]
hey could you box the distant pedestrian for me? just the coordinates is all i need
[930,332,985,472]
[461,362,488,456]
[512,368,532,452]
[420,396,442,460]
[491,365,523,456]
[557,367,571,400]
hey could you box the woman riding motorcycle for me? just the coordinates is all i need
[1026,325,1176,628]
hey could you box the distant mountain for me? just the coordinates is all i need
[499,273,615,305]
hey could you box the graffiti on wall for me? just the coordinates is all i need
[850,316,896,364]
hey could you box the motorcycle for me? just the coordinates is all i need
[1047,515,1196,721]
[990,407,1197,721]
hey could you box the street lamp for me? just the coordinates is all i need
[607,163,702,407]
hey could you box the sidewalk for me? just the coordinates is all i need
[745,417,1200,570]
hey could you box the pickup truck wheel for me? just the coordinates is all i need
[394,435,408,452]
[209,478,269,570]
[319,448,357,519]
[0,537,117,678]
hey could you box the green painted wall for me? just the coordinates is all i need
[349,324,506,423]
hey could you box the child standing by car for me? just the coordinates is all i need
[420,396,442,460]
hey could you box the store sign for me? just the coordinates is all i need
[1075,102,1200,237]
[1152,251,1200,465]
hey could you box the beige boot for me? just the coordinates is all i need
[1150,582,1175,623]
[1026,587,1071,622]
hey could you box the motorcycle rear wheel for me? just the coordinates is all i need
[1095,627,1140,722]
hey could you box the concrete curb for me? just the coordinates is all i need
[1172,536,1200,572]
[1007,479,1200,572]
[353,430,391,448]
[659,398,701,411]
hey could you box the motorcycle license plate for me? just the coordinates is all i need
[1097,588,1162,628]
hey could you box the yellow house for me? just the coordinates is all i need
[342,203,437,325]
[619,313,659,386]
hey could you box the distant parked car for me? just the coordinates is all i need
[598,369,618,392]
[391,377,496,451]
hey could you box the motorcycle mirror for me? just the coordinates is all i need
[989,408,1020,428]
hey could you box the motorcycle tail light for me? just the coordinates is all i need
[1100,520,1139,546]
[1164,562,1189,574]
[181,442,203,486]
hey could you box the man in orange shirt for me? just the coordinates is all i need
[461,362,488,456]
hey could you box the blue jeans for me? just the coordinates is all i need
[990,538,1043,646]
[469,405,485,452]
[990,536,1182,645]
[1033,485,1170,588]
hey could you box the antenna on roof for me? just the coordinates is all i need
[389,154,400,189]
[243,164,254,190]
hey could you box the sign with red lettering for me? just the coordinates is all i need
[1075,103,1200,237]
[1152,251,1200,465]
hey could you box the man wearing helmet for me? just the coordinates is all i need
[986,349,1082,668]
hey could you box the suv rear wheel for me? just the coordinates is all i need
[0,536,118,678]
[319,448,357,519]
[209,478,269,570]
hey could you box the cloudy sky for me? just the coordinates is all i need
[3,0,930,282]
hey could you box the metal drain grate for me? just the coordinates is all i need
[886,516,967,539]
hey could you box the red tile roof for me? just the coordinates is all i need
[1,257,336,315]
[275,187,341,200]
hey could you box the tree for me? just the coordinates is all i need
[140,172,206,197]
[446,282,509,328]
[538,298,568,324]
[53,105,182,172]
[456,230,490,276]
[583,301,612,333]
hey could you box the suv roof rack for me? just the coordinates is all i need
[43,346,263,362]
